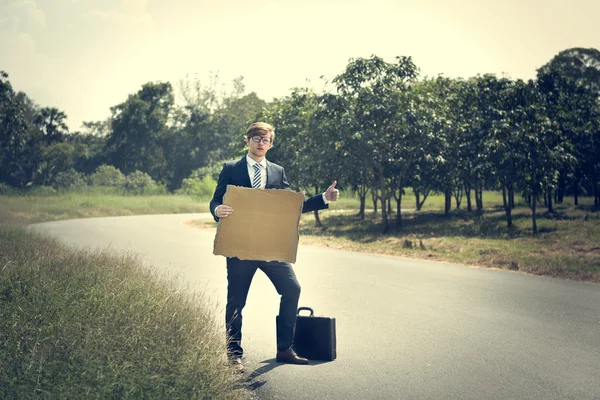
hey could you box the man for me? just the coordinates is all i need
[210,122,339,369]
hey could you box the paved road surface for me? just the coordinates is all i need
[31,214,600,400]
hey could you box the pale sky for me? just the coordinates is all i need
[1,0,599,131]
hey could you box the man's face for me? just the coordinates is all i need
[246,133,273,159]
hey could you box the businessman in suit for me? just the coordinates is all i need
[210,122,339,369]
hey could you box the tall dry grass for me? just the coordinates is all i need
[0,226,250,399]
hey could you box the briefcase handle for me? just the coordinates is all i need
[297,307,314,316]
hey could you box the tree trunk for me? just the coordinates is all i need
[475,181,483,212]
[509,185,515,209]
[358,195,366,220]
[415,190,421,211]
[502,187,513,228]
[453,185,463,209]
[313,209,322,227]
[465,182,472,212]
[387,196,392,215]
[531,192,538,235]
[396,188,403,229]
[380,175,389,233]
[444,188,452,216]
[358,183,367,220]
[594,182,600,206]
[547,187,553,213]
[371,188,378,216]
[415,189,429,211]
[574,180,579,206]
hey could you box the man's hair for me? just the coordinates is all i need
[246,122,275,141]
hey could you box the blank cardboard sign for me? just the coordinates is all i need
[213,185,305,263]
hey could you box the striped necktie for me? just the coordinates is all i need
[252,163,261,189]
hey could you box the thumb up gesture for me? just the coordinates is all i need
[325,181,340,202]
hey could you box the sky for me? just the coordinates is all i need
[1,0,599,131]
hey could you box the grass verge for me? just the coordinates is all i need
[0,193,208,227]
[296,202,600,283]
[0,194,249,399]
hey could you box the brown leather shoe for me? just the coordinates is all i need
[276,348,309,364]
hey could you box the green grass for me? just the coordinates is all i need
[0,226,249,399]
[298,192,600,283]
[0,192,208,227]
[0,193,250,399]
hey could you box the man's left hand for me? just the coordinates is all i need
[325,180,340,202]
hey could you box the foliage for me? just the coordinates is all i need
[176,174,217,198]
[107,82,173,183]
[2,47,600,235]
[0,71,37,187]
[53,168,88,189]
[34,107,68,145]
[90,164,126,187]
[124,170,166,195]
[332,55,419,230]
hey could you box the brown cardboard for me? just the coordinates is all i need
[213,185,305,263]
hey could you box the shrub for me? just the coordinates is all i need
[190,164,222,182]
[125,171,166,195]
[90,165,126,187]
[53,169,88,190]
[177,175,216,198]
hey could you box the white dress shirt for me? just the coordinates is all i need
[246,155,267,190]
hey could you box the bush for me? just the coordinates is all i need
[125,171,166,195]
[90,165,126,187]
[177,175,217,198]
[190,164,223,182]
[53,169,88,190]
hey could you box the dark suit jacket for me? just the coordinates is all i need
[210,156,328,222]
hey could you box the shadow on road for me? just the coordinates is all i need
[245,358,280,390]
[245,357,330,390]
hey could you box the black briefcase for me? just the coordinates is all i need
[293,307,337,361]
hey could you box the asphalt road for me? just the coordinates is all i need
[31,214,600,400]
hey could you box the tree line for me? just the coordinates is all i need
[1,47,599,234]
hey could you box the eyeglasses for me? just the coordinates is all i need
[250,135,272,145]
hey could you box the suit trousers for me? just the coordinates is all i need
[225,257,301,357]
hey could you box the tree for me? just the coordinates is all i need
[166,76,266,191]
[34,107,68,145]
[0,71,40,186]
[35,142,78,185]
[258,88,334,226]
[512,80,565,234]
[537,47,600,206]
[333,55,419,232]
[66,123,109,175]
[393,77,450,227]
[106,82,173,183]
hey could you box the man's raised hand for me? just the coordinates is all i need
[216,205,234,218]
[325,181,340,202]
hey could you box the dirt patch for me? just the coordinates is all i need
[185,219,216,230]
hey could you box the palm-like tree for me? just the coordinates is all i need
[35,107,68,145]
